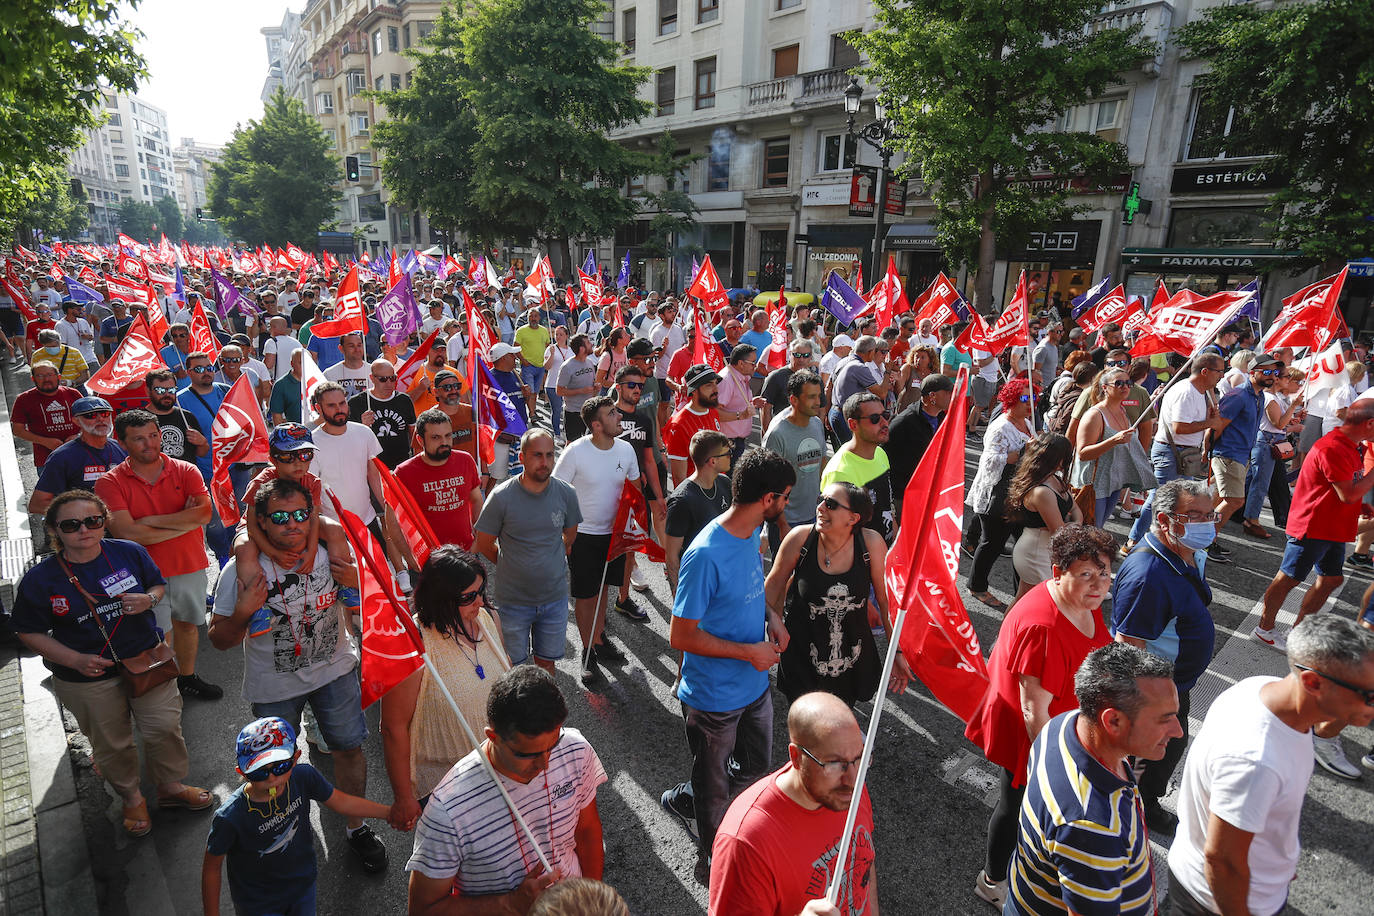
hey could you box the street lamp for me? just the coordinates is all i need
[844,76,899,288]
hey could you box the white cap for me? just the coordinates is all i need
[489,342,520,360]
[833,334,855,348]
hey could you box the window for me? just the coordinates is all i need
[316,92,334,113]
[698,0,718,24]
[373,29,383,56]
[416,21,436,41]
[773,44,799,78]
[375,76,385,91]
[350,113,370,136]
[1184,91,1267,160]
[831,34,860,69]
[777,0,803,8]
[406,70,414,88]
[819,131,856,172]
[403,23,411,48]
[763,138,790,187]
[708,140,730,190]
[359,152,372,176]
[109,130,122,143]
[347,70,367,95]
[1095,99,1120,131]
[391,73,402,91]
[114,164,129,178]
[107,114,121,127]
[656,67,676,115]
[675,152,691,193]
[623,9,636,52]
[627,174,646,196]
[695,57,717,109]
[659,0,677,36]
[388,27,400,52]
[358,192,385,222]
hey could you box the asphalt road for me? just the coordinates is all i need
[9,370,1370,916]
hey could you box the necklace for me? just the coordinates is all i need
[818,531,846,570]
[453,626,485,680]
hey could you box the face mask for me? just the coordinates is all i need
[42,345,60,355]
[1177,521,1215,551]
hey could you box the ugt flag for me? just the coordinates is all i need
[1262,267,1349,353]
[86,314,167,395]
[685,254,729,312]
[210,375,269,526]
[608,479,665,563]
[375,272,422,346]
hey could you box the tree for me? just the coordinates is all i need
[0,1,144,240]
[456,0,651,275]
[638,132,702,280]
[1178,0,1374,268]
[207,88,339,247]
[117,200,158,240]
[852,0,1155,309]
[19,166,90,240]
[154,196,183,241]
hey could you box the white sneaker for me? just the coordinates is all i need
[396,569,413,594]
[1314,735,1362,780]
[1252,625,1287,652]
[973,870,1007,908]
[630,563,648,591]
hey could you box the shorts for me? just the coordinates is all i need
[489,441,512,481]
[1279,536,1345,582]
[151,568,211,632]
[568,532,626,599]
[1210,455,1248,499]
[498,599,570,664]
[1297,418,1325,454]
[250,669,368,752]
[971,376,997,408]
[0,309,20,337]
[520,364,545,392]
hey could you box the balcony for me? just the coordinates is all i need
[341,44,367,70]
[745,67,853,112]
[1089,1,1173,75]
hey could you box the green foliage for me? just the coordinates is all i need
[638,132,701,262]
[153,195,182,241]
[0,0,145,240]
[19,166,90,240]
[182,216,226,246]
[851,0,1154,307]
[207,88,339,247]
[1178,0,1374,267]
[117,199,158,239]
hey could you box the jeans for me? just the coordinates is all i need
[1244,432,1283,522]
[251,669,369,752]
[1128,441,1181,543]
[520,364,545,393]
[683,689,773,853]
[498,599,570,664]
[827,406,852,446]
[1137,687,1190,800]
[1092,488,1123,530]
[545,387,563,436]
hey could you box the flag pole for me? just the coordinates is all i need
[581,560,613,672]
[825,368,969,905]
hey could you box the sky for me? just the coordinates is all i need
[123,0,299,146]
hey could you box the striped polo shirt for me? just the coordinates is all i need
[1007,711,1156,915]
[405,728,606,895]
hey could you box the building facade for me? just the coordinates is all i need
[262,10,304,103]
[172,139,224,224]
[65,90,178,243]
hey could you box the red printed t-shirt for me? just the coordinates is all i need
[664,404,720,462]
[95,457,211,578]
[394,449,481,549]
[11,385,81,466]
[708,766,874,916]
[1287,429,1363,542]
[964,580,1109,786]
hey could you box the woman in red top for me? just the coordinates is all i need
[964,524,1116,908]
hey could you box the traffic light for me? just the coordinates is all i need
[195,207,204,220]
[345,155,360,182]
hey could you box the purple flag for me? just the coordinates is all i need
[375,273,422,345]
[617,251,631,288]
[1070,274,1113,320]
[820,271,868,326]
[210,266,256,320]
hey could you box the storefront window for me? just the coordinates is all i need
[1005,264,1094,318]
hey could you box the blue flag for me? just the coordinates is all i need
[1235,279,1262,322]
[820,271,868,326]
[1070,274,1112,320]
[399,249,419,276]
[475,356,529,437]
[582,249,597,278]
[617,251,631,288]
[65,277,105,305]
[173,265,187,304]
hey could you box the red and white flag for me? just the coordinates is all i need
[1073,285,1143,335]
[693,307,725,373]
[865,255,910,328]
[86,314,167,394]
[952,309,993,353]
[911,272,966,329]
[525,255,554,303]
[607,479,665,563]
[1303,340,1347,398]
[578,269,602,305]
[370,457,440,568]
[322,251,339,273]
[686,254,729,312]
[398,326,445,393]
[1,261,38,323]
[189,299,221,362]
[310,265,365,338]
[981,271,1030,355]
[1131,289,1253,358]
[887,370,989,723]
[210,375,270,526]
[1261,267,1349,353]
[766,297,789,369]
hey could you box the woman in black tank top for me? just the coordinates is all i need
[1005,434,1081,609]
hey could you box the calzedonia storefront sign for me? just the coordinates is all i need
[1171,163,1286,194]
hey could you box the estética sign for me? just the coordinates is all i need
[1171,163,1286,194]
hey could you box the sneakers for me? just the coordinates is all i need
[177,674,224,701]
[1361,749,1374,771]
[346,824,388,872]
[974,870,1007,908]
[1252,625,1287,652]
[660,783,699,839]
[1313,735,1362,780]
[630,563,649,591]
[595,639,627,664]
[1348,553,1373,569]
[395,569,413,594]
[614,595,650,621]
[580,647,600,684]
[1141,797,1178,838]
[1206,541,1232,564]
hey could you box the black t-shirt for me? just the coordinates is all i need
[153,407,203,462]
[290,303,315,327]
[616,402,654,478]
[761,367,794,415]
[349,390,416,468]
[666,475,732,550]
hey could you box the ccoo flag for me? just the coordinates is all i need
[820,270,868,326]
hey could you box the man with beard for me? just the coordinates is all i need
[28,397,127,514]
[556,333,599,442]
[11,361,81,469]
[664,364,723,486]
[1211,353,1281,534]
[394,409,483,551]
[430,369,477,462]
[764,370,827,542]
[821,393,896,544]
[613,364,665,615]
[323,332,372,399]
[308,382,385,539]
[408,337,454,415]
[143,368,208,464]
[349,358,416,470]
[708,692,879,916]
[661,448,794,882]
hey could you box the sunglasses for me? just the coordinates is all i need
[373,374,397,383]
[190,365,215,374]
[620,381,644,390]
[437,383,462,392]
[1258,368,1280,377]
[1018,394,1032,403]
[509,729,564,760]
[1109,379,1131,389]
[222,357,243,364]
[271,449,315,464]
[1293,664,1374,706]
[77,410,113,418]
[267,508,312,525]
[57,515,106,533]
[457,587,484,607]
[1106,360,1128,368]
[860,411,891,424]
[817,495,853,512]
[242,758,294,781]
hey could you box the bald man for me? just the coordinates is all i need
[708,693,880,915]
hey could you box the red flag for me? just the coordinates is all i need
[867,255,910,328]
[13,244,38,263]
[188,299,222,361]
[464,288,498,364]
[48,263,65,281]
[1,262,38,323]
[388,251,403,290]
[322,251,339,273]
[981,271,1030,355]
[686,254,729,312]
[1303,340,1347,398]
[953,310,992,353]
[912,272,967,329]
[210,375,269,526]
[853,264,864,297]
[310,265,365,337]
[371,457,440,568]
[578,269,602,304]
[1261,267,1349,353]
[328,493,426,708]
[887,371,989,722]
[766,298,789,370]
[692,308,725,372]
[607,479,665,562]
[1130,289,1253,358]
[1072,285,1141,335]
[398,326,445,392]
[611,304,625,329]
[525,255,554,303]
[87,314,168,394]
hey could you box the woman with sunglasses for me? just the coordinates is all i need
[967,379,1036,611]
[379,547,510,832]
[11,491,211,838]
[765,482,911,705]
[1005,433,1081,607]
[1071,368,1154,528]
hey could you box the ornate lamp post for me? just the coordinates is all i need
[844,77,899,287]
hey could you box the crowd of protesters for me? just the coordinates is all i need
[3,247,1374,916]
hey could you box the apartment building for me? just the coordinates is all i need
[262,11,304,104]
[172,139,224,224]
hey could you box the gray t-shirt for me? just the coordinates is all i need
[764,415,828,526]
[473,476,583,607]
[1032,341,1059,380]
[213,551,358,704]
[556,356,599,414]
[832,358,881,411]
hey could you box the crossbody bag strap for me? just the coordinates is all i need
[55,554,121,662]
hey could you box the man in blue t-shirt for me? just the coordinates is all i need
[1210,353,1278,534]
[738,310,775,386]
[28,396,126,515]
[661,448,795,876]
[177,352,232,564]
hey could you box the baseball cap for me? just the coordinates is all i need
[489,342,520,360]
[1251,353,1280,369]
[920,374,955,397]
[72,396,113,416]
[832,334,855,348]
[268,423,314,452]
[684,363,721,390]
[235,717,298,774]
[627,338,657,358]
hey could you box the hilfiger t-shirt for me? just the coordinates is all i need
[394,450,481,549]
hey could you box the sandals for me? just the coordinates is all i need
[970,591,1008,613]
[122,800,151,838]
[157,785,215,811]
[1242,520,1271,540]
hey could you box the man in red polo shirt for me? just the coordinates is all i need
[96,409,221,701]
[394,408,483,552]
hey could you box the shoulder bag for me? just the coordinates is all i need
[58,556,178,697]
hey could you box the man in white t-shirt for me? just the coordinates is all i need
[552,395,640,682]
[914,318,941,350]
[308,381,385,530]
[649,301,687,382]
[323,332,372,399]
[1168,616,1374,916]
[34,275,63,318]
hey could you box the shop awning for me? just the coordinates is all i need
[885,223,939,250]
